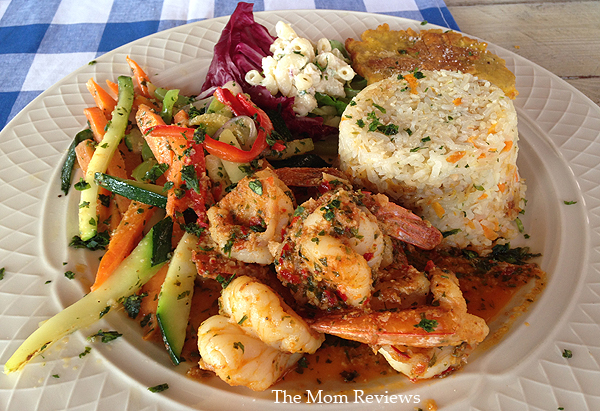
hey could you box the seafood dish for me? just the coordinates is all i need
[3,1,546,397]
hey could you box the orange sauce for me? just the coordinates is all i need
[279,337,397,386]
[179,247,546,390]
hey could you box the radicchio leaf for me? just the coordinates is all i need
[199,2,337,140]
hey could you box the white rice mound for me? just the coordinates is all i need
[338,70,526,251]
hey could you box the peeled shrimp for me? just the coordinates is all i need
[274,188,386,309]
[378,344,468,380]
[220,276,324,354]
[207,168,295,264]
[197,315,302,391]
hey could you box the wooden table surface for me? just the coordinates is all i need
[445,0,600,107]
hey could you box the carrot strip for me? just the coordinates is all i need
[90,201,157,291]
[173,109,189,126]
[83,107,108,141]
[501,140,513,153]
[482,224,498,241]
[86,78,116,119]
[75,139,94,172]
[446,151,466,163]
[139,264,169,340]
[127,56,153,98]
[403,73,419,94]
[105,79,119,97]
[135,104,171,164]
[79,111,131,213]
[133,95,159,114]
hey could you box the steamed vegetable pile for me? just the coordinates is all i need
[4,3,361,374]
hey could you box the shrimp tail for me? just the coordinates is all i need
[308,308,461,347]
[365,193,443,250]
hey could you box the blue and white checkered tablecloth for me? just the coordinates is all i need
[0,0,458,132]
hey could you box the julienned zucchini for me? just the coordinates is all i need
[4,217,173,374]
[156,232,199,365]
[60,129,94,195]
[95,172,167,208]
[79,75,134,241]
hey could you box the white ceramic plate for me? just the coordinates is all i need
[1,10,599,411]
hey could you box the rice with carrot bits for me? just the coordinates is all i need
[338,69,526,252]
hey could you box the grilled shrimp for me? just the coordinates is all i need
[197,315,302,391]
[220,276,324,354]
[207,168,295,264]
[274,187,388,309]
[378,344,469,380]
[309,264,489,348]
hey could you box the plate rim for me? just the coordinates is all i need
[1,8,599,411]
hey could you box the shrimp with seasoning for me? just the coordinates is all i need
[197,315,302,391]
[273,171,441,310]
[207,168,295,265]
[220,276,324,353]
[309,264,489,379]
[197,276,324,390]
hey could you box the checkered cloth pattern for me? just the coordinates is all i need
[0,0,458,132]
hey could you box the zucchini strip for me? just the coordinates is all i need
[95,172,167,208]
[156,232,199,365]
[60,129,94,195]
[79,76,134,241]
[4,218,172,374]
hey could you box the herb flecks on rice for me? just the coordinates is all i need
[339,70,526,252]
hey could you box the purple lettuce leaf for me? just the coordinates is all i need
[199,2,337,140]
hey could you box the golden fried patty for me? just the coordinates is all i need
[346,25,518,99]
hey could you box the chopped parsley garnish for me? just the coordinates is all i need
[79,346,91,358]
[99,306,110,318]
[216,273,236,289]
[88,329,123,343]
[177,290,190,300]
[340,370,359,382]
[488,243,541,264]
[515,217,525,233]
[74,178,91,191]
[98,194,110,207]
[372,103,386,113]
[562,349,573,358]
[121,292,147,319]
[182,222,205,237]
[442,228,461,238]
[222,233,236,257]
[180,165,200,193]
[248,179,263,195]
[64,271,75,280]
[414,314,438,332]
[140,313,152,328]
[148,383,169,393]
[144,163,168,183]
[563,200,577,205]
[233,341,245,352]
[378,123,399,136]
[69,231,110,251]
[0,267,4,280]
[293,206,305,217]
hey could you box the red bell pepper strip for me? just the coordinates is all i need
[202,87,272,163]
[148,88,273,164]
